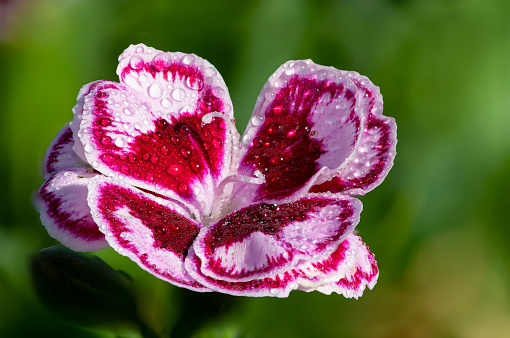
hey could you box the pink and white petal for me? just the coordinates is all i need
[185,234,376,298]
[43,123,87,179]
[310,73,397,195]
[36,168,107,252]
[70,80,106,162]
[88,175,209,292]
[307,234,379,299]
[76,45,237,217]
[192,194,361,282]
[233,60,362,204]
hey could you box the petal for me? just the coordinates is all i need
[75,44,237,218]
[192,193,361,282]
[233,61,397,207]
[309,234,379,299]
[233,60,361,205]
[185,234,377,298]
[310,74,397,195]
[88,175,209,292]
[43,123,87,179]
[36,168,107,252]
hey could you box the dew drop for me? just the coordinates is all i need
[180,147,192,159]
[121,165,130,174]
[286,130,296,137]
[170,224,180,232]
[150,154,159,164]
[146,172,154,182]
[115,137,127,147]
[143,153,150,161]
[182,55,194,65]
[172,88,186,101]
[211,138,221,149]
[189,160,201,174]
[166,164,182,175]
[135,46,144,53]
[153,52,170,70]
[130,55,143,70]
[161,145,169,154]
[84,144,94,153]
[178,183,189,194]
[269,288,279,296]
[273,105,283,114]
[170,136,180,145]
[123,107,134,116]
[149,83,162,98]
[128,154,136,163]
[100,136,112,145]
[141,102,151,111]
[161,98,172,108]
[101,154,115,163]
[212,87,224,97]
[100,118,111,126]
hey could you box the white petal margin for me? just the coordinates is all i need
[184,233,377,298]
[305,234,379,299]
[192,194,362,282]
[87,175,211,292]
[43,123,87,179]
[36,168,107,251]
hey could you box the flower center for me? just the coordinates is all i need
[201,112,265,224]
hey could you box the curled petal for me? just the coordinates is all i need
[192,194,361,282]
[185,234,377,298]
[36,168,107,252]
[310,74,397,195]
[43,123,86,179]
[75,44,237,218]
[88,175,209,292]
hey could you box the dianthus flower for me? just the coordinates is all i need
[36,44,396,298]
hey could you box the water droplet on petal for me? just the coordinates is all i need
[84,144,94,153]
[161,98,172,108]
[143,153,150,161]
[180,147,192,159]
[141,102,151,111]
[101,154,115,163]
[182,55,194,65]
[273,105,283,114]
[128,154,136,163]
[130,55,143,70]
[153,52,170,70]
[100,136,112,145]
[146,172,154,182]
[121,165,130,174]
[166,164,182,175]
[178,183,189,194]
[115,137,127,147]
[170,136,180,145]
[149,83,162,98]
[161,146,169,154]
[211,139,220,149]
[123,107,134,116]
[172,88,186,101]
[150,154,159,164]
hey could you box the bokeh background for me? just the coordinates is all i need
[1,0,510,337]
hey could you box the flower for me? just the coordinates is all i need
[36,44,397,298]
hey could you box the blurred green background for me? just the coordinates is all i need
[1,0,510,337]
